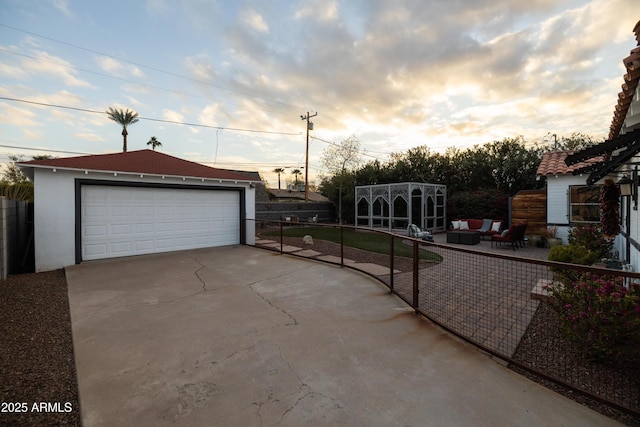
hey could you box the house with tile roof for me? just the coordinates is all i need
[562,20,640,268]
[536,150,606,243]
[18,149,257,271]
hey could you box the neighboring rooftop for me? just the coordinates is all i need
[18,149,255,182]
[267,188,330,202]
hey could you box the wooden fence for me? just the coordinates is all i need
[511,190,547,236]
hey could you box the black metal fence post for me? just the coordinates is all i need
[389,234,395,291]
[340,225,344,267]
[413,240,419,313]
[279,221,283,254]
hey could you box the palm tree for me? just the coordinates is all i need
[147,136,162,151]
[106,107,139,152]
[291,169,301,186]
[273,167,285,190]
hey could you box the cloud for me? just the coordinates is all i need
[96,57,145,79]
[185,54,219,83]
[294,0,339,22]
[51,0,73,17]
[163,109,184,123]
[0,103,39,127]
[3,48,93,88]
[73,130,105,142]
[198,103,226,127]
[240,8,269,33]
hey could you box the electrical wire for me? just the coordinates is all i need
[0,23,304,111]
[0,96,301,136]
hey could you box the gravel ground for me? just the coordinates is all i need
[2,238,638,426]
[0,269,80,427]
[511,303,640,427]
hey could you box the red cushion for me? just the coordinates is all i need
[458,219,483,230]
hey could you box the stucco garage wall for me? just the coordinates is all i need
[33,168,255,272]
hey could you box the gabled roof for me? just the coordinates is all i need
[18,149,255,182]
[536,150,605,177]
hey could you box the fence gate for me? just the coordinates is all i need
[0,198,34,280]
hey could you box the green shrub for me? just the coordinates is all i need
[548,244,598,265]
[0,182,34,202]
[567,224,613,260]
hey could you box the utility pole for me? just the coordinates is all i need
[300,111,317,202]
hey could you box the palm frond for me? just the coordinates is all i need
[106,107,139,128]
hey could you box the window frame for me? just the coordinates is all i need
[568,185,601,225]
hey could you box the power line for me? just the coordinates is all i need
[0,96,301,136]
[0,144,90,155]
[0,47,297,116]
[0,23,303,111]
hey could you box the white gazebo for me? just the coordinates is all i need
[355,182,447,232]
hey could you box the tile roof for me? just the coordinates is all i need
[609,20,640,139]
[536,150,606,177]
[19,149,255,182]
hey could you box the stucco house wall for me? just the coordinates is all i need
[545,174,589,243]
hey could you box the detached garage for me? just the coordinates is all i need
[18,150,256,272]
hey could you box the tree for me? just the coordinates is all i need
[106,107,139,152]
[556,132,598,151]
[1,155,28,184]
[273,167,285,190]
[291,169,302,186]
[321,135,363,223]
[146,136,162,151]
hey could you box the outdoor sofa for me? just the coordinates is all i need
[450,218,502,240]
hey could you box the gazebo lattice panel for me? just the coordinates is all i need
[355,182,447,231]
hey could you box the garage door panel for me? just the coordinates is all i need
[110,206,131,216]
[84,224,107,237]
[82,186,240,261]
[110,241,133,254]
[84,206,107,218]
[84,243,107,257]
[110,224,131,236]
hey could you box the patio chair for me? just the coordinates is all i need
[407,224,434,241]
[491,224,520,250]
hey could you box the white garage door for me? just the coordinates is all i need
[81,186,240,260]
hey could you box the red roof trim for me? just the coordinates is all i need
[19,149,255,182]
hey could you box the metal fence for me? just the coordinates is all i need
[252,220,640,418]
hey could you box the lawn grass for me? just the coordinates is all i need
[262,226,442,261]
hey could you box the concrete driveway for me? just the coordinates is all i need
[66,246,618,426]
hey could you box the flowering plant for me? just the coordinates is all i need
[545,274,640,362]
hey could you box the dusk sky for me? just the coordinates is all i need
[1,0,638,187]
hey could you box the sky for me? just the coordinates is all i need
[1,0,639,188]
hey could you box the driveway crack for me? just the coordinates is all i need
[245,266,316,326]
[191,256,207,291]
[248,283,298,326]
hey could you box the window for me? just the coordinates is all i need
[569,185,601,223]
